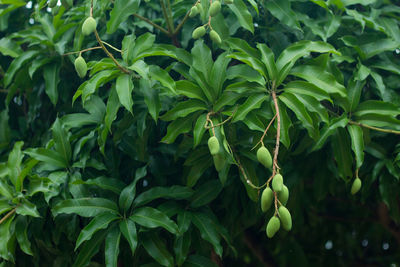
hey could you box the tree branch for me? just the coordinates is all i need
[349,120,400,135]
[132,13,170,36]
[0,208,15,225]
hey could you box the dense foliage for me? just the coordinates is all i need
[1,0,400,266]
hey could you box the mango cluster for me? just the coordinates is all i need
[190,0,232,45]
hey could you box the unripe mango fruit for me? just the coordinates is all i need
[208,136,220,155]
[209,30,222,45]
[74,56,87,78]
[189,6,199,17]
[266,216,280,238]
[272,174,283,192]
[192,26,206,39]
[82,17,97,36]
[256,146,272,169]
[278,206,292,231]
[261,187,273,212]
[209,1,221,17]
[213,153,225,172]
[277,185,289,205]
[196,3,204,14]
[351,177,362,195]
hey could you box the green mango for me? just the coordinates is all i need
[208,136,220,155]
[272,174,283,192]
[82,17,97,36]
[256,146,272,169]
[74,56,87,78]
[209,1,221,17]
[192,26,206,39]
[277,185,289,205]
[278,206,292,231]
[261,187,273,212]
[351,177,362,195]
[266,216,280,238]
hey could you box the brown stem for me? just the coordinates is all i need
[349,120,400,135]
[160,0,174,34]
[132,13,170,35]
[0,89,8,93]
[0,208,16,225]
[252,113,277,151]
[94,30,130,74]
[174,10,191,35]
[210,250,223,267]
[271,90,281,176]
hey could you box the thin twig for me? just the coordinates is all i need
[62,46,102,56]
[132,13,170,35]
[204,107,238,130]
[0,208,15,225]
[271,90,281,177]
[160,0,174,33]
[101,41,123,53]
[349,120,400,135]
[251,113,278,151]
[174,9,191,35]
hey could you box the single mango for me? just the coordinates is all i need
[257,146,272,169]
[209,1,221,17]
[189,6,199,18]
[272,174,283,192]
[208,136,220,155]
[261,187,273,212]
[74,56,87,78]
[266,216,280,238]
[192,26,206,39]
[278,206,292,231]
[351,177,362,195]
[82,17,97,36]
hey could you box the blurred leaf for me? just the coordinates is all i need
[53,198,119,217]
[130,207,179,234]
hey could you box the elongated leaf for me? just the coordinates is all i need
[190,180,222,208]
[73,230,107,267]
[191,212,223,257]
[191,40,212,82]
[76,212,119,250]
[25,148,67,168]
[105,85,121,132]
[265,0,301,31]
[0,212,14,261]
[52,118,71,166]
[15,216,33,256]
[161,100,207,121]
[43,63,60,105]
[133,186,194,207]
[312,115,349,151]
[228,0,254,33]
[183,255,219,267]
[176,80,207,102]
[107,0,140,34]
[228,52,267,79]
[283,81,331,102]
[7,141,24,188]
[130,207,178,234]
[142,232,174,267]
[161,115,196,144]
[279,92,316,139]
[4,50,39,87]
[16,199,40,217]
[277,41,339,70]
[116,74,134,113]
[347,79,365,112]
[53,198,119,217]
[333,128,353,181]
[119,165,147,212]
[257,43,277,81]
[74,176,125,195]
[174,231,191,266]
[290,65,346,97]
[347,125,364,169]
[119,219,137,255]
[233,94,267,122]
[105,226,121,267]
[193,113,207,148]
[210,52,230,97]
[353,100,400,117]
[149,65,176,94]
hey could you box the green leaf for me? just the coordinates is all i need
[347,79,365,112]
[226,64,265,85]
[130,207,179,234]
[228,52,267,79]
[191,212,223,257]
[4,50,39,87]
[279,92,317,139]
[119,219,137,255]
[277,41,339,70]
[283,81,332,103]
[210,52,230,97]
[130,33,156,61]
[312,115,349,151]
[161,115,196,144]
[347,125,364,169]
[75,212,119,250]
[228,0,254,33]
[177,211,192,234]
[119,166,147,212]
[176,80,207,102]
[116,74,134,114]
[353,101,400,117]
[133,186,194,207]
[257,43,277,81]
[43,63,60,105]
[190,180,222,208]
[7,141,24,189]
[16,199,40,217]
[74,176,125,195]
[0,37,22,58]
[106,0,140,34]
[105,226,121,267]
[278,102,292,149]
[213,91,243,112]
[290,65,346,98]
[52,118,71,166]
[105,87,121,132]
[52,198,119,217]
[0,212,14,261]
[25,148,67,168]
[15,216,33,256]
[233,94,268,122]
[183,255,219,267]
[140,78,161,121]
[191,40,212,82]
[161,100,207,121]
[174,231,191,266]
[332,128,353,181]
[193,113,207,148]
[265,0,301,31]
[149,65,176,95]
[73,230,107,267]
[142,232,174,267]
